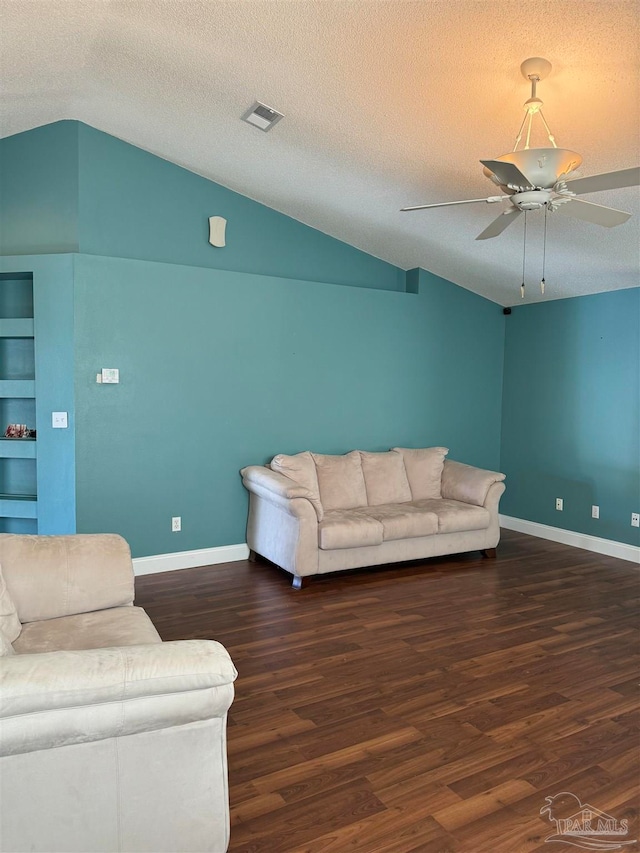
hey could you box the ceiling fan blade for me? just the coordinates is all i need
[475,208,522,240]
[480,159,532,188]
[563,166,640,195]
[554,198,632,227]
[401,196,506,212]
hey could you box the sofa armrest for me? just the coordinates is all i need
[241,466,317,516]
[441,459,506,507]
[0,640,237,756]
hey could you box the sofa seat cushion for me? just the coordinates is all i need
[360,504,439,541]
[13,606,162,654]
[411,499,490,533]
[318,504,440,549]
[318,510,383,550]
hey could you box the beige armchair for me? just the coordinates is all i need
[0,533,237,853]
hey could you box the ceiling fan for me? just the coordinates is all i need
[401,58,640,242]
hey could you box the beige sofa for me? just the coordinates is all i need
[241,447,506,588]
[0,533,237,853]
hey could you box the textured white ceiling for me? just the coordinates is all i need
[1,0,638,305]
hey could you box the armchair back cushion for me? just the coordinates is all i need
[360,451,412,506]
[0,534,134,624]
[312,451,368,511]
[393,447,449,500]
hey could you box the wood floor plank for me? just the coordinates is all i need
[135,529,640,852]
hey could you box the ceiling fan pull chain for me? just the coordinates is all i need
[521,211,528,298]
[541,206,548,294]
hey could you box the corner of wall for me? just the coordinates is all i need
[0,121,80,256]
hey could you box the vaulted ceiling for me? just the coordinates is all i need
[1,0,638,305]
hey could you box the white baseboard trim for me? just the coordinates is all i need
[132,543,249,576]
[499,515,640,565]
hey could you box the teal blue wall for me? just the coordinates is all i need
[1,120,505,558]
[5,119,636,559]
[500,288,640,547]
[73,254,504,557]
[0,122,79,255]
[76,123,405,291]
[1,120,403,290]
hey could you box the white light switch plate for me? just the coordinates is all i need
[101,368,119,384]
[52,412,68,428]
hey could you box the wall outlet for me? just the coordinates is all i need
[632,513,640,528]
[555,498,563,511]
[171,516,181,532]
[591,505,599,519]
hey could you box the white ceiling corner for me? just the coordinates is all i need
[0,0,638,306]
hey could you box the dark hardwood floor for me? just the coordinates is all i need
[135,529,640,853]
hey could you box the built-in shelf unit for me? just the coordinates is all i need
[0,272,38,533]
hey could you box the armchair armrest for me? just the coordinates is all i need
[0,640,237,756]
[441,459,506,507]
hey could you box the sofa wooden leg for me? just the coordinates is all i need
[248,549,258,563]
[482,548,497,559]
[291,575,305,590]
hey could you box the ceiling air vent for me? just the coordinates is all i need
[241,101,284,132]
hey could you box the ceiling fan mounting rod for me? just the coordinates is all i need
[511,57,559,151]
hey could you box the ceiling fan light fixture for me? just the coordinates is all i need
[492,148,583,188]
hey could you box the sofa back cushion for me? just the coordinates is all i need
[0,534,135,623]
[393,447,449,500]
[312,451,368,511]
[360,451,412,506]
[0,564,21,646]
[270,451,324,520]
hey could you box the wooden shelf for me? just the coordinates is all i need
[0,319,34,338]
